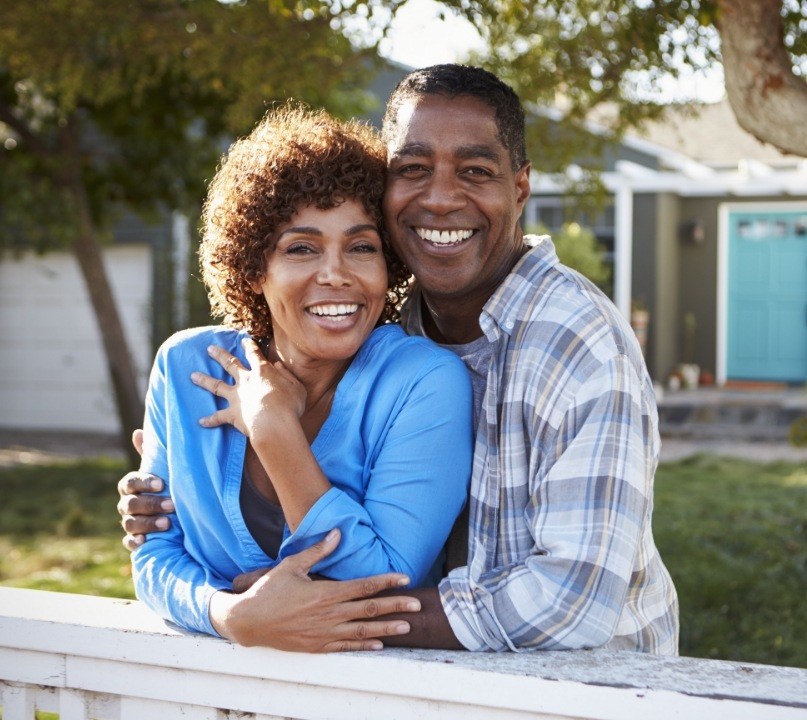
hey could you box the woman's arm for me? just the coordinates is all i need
[194,338,474,588]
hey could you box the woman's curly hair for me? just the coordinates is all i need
[200,103,410,340]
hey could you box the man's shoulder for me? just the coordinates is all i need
[500,263,642,379]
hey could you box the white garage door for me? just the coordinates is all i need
[0,246,152,433]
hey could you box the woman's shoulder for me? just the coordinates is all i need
[357,324,470,396]
[363,323,464,368]
[156,326,246,360]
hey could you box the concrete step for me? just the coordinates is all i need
[657,387,807,442]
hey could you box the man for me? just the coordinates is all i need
[119,64,678,654]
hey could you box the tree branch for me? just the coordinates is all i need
[718,0,807,157]
[0,101,53,159]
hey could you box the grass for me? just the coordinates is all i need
[0,458,134,599]
[0,454,804,667]
[653,454,806,669]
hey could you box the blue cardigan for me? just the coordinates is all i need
[132,323,473,635]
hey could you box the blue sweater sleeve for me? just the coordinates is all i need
[131,341,231,636]
[277,350,473,587]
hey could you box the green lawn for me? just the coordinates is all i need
[1,454,805,667]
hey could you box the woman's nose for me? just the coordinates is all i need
[316,252,352,286]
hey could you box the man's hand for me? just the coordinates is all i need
[210,529,421,652]
[117,428,174,551]
[117,471,175,550]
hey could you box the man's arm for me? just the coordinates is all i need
[372,586,463,650]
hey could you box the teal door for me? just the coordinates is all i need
[727,209,807,383]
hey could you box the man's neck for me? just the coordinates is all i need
[419,240,528,345]
[421,295,485,345]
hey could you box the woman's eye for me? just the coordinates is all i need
[352,242,380,254]
[285,243,315,255]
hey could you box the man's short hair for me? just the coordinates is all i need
[382,64,527,171]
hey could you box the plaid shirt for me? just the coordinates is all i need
[401,236,679,654]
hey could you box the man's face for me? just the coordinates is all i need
[383,94,531,307]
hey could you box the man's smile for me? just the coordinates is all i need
[415,227,475,246]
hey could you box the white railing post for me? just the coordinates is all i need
[59,688,88,720]
[2,683,36,720]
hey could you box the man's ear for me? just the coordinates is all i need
[515,162,531,212]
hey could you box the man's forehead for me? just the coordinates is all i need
[385,95,504,156]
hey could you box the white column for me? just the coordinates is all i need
[614,182,634,320]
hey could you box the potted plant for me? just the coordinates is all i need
[677,312,700,389]
[630,298,650,358]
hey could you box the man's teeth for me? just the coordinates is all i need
[416,228,473,245]
[308,303,359,318]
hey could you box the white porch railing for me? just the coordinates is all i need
[1,587,805,720]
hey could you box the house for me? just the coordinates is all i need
[3,82,805,437]
[526,99,807,387]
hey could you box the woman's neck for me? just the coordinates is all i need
[264,338,350,414]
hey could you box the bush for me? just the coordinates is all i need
[526,221,611,292]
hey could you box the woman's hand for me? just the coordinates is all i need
[209,529,421,652]
[191,339,306,439]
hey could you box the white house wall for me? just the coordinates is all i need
[0,246,152,433]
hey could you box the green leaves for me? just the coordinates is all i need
[0,0,377,251]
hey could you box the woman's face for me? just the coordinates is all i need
[251,199,388,368]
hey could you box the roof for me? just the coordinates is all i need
[634,100,798,169]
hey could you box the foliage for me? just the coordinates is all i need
[0,0,377,252]
[2,454,806,668]
[526,221,611,292]
[0,1,382,456]
[428,0,807,170]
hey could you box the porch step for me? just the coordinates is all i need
[657,388,807,442]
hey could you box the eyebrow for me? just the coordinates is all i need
[278,223,378,239]
[391,142,502,164]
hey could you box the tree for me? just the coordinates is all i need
[718,0,807,157]
[428,0,806,166]
[0,0,376,463]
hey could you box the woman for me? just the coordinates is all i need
[132,105,473,641]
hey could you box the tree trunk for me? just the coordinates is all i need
[718,0,807,158]
[60,125,144,467]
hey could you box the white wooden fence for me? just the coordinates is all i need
[1,587,805,719]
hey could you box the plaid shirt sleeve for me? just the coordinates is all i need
[439,352,672,652]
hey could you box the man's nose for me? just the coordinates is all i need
[417,168,466,214]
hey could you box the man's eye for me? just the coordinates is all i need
[464,167,493,178]
[397,164,429,177]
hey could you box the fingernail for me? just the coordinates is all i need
[325,528,338,542]
[190,372,201,383]
[405,601,420,612]
[160,499,174,511]
[149,479,162,491]
[369,641,383,651]
[394,622,410,635]
[156,518,170,529]
[134,535,145,546]
[397,576,410,586]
